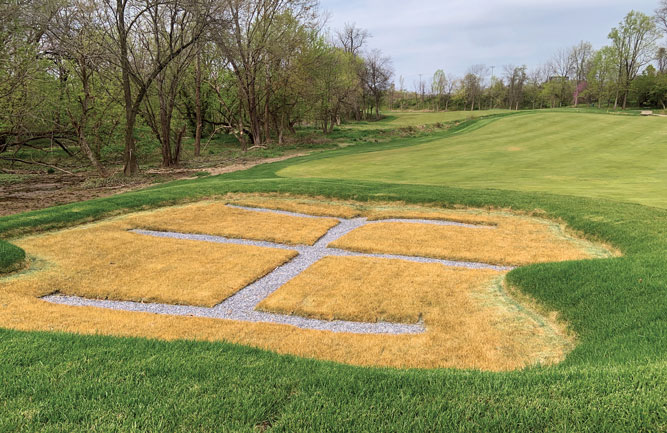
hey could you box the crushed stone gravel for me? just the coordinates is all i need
[42,204,512,335]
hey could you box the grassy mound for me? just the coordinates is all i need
[0,240,25,273]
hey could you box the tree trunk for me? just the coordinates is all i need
[80,134,108,177]
[194,49,202,157]
[247,85,262,145]
[264,91,271,142]
[173,124,186,163]
[277,115,284,144]
[158,76,174,168]
[118,0,138,176]
[75,68,108,177]
[123,113,138,176]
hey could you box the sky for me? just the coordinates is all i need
[319,0,661,86]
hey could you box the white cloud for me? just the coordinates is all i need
[320,0,660,82]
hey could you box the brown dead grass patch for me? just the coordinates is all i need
[0,194,603,370]
[257,256,503,324]
[255,256,572,366]
[331,219,606,266]
[0,256,571,371]
[227,194,618,261]
[225,194,547,227]
[363,209,499,226]
[9,221,296,307]
[225,194,363,218]
[123,201,339,245]
[224,194,505,225]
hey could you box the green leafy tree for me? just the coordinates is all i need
[608,11,660,109]
[586,46,618,108]
[431,69,447,111]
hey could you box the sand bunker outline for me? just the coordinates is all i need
[43,205,512,335]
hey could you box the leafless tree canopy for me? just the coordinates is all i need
[336,23,370,56]
[657,0,667,33]
[362,49,393,119]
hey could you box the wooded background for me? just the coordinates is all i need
[1,0,665,177]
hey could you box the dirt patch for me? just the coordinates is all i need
[205,153,308,176]
[0,152,308,217]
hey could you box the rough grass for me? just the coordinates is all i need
[280,112,667,208]
[0,112,665,431]
[10,220,296,307]
[122,201,339,245]
[0,240,25,273]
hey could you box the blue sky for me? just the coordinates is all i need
[319,0,661,85]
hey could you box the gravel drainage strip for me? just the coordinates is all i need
[43,205,511,335]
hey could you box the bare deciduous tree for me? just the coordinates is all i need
[97,0,213,175]
[212,0,317,148]
[548,49,575,105]
[46,1,111,176]
[656,0,667,33]
[336,23,370,57]
[362,49,392,119]
[570,41,594,82]
[569,41,593,106]
[432,69,446,111]
[658,47,667,74]
[504,65,527,110]
[463,64,486,111]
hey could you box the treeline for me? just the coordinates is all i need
[0,0,392,176]
[394,8,667,112]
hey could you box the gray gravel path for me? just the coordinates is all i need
[42,204,511,335]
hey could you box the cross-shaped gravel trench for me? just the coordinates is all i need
[43,205,512,335]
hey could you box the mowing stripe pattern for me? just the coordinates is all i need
[43,205,512,335]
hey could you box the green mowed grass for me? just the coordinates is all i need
[1,112,666,431]
[341,109,510,129]
[0,240,25,273]
[281,112,667,208]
